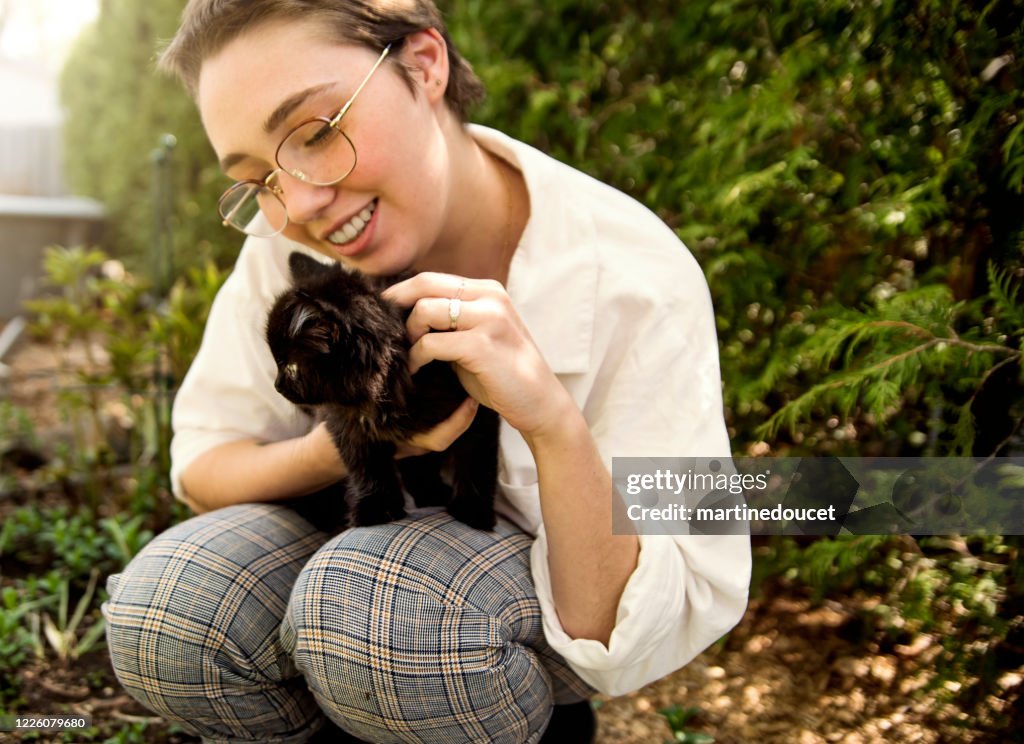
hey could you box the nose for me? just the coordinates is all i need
[278,171,336,224]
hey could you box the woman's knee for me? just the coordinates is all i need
[284,511,557,743]
[104,503,327,741]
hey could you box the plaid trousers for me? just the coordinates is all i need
[103,504,591,744]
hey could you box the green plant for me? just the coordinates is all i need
[758,264,1024,455]
[44,512,111,579]
[149,258,230,383]
[60,0,236,270]
[23,247,138,490]
[101,720,153,744]
[0,402,40,455]
[753,532,1018,726]
[0,587,57,706]
[0,506,47,566]
[37,0,1024,734]
[1,505,133,581]
[29,570,107,663]
[660,705,715,744]
[100,514,154,568]
[446,0,1024,457]
[22,244,227,511]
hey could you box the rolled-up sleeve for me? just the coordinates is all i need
[169,238,313,502]
[532,530,748,695]
[527,239,751,695]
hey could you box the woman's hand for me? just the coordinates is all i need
[382,272,574,439]
[396,396,479,457]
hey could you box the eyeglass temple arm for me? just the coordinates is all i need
[329,44,392,127]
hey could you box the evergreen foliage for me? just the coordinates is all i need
[448,0,1024,456]
[59,3,1024,458]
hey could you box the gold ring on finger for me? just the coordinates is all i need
[448,297,462,331]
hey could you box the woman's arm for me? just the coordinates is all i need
[523,395,639,644]
[384,273,638,644]
[179,399,482,514]
[179,422,346,513]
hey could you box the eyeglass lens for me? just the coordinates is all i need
[218,119,358,236]
[219,182,288,236]
[278,124,357,186]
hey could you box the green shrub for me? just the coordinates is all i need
[446,0,1024,456]
[23,245,228,503]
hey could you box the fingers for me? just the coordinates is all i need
[385,272,505,345]
[397,396,479,457]
[382,272,502,308]
[404,297,458,343]
[406,325,483,373]
[404,295,505,344]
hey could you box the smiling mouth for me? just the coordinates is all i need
[326,199,377,246]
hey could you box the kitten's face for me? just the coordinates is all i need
[266,255,405,409]
[267,292,389,407]
[267,295,333,405]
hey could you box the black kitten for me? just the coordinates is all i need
[266,251,498,531]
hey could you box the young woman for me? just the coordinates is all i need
[103,2,751,742]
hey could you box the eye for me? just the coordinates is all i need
[302,122,338,150]
[285,362,299,378]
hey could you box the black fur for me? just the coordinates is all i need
[266,252,498,531]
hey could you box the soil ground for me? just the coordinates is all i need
[0,587,997,743]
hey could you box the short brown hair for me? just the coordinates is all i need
[158,0,485,121]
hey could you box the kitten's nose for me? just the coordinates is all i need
[274,372,294,400]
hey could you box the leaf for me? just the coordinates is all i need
[74,618,108,659]
[995,463,1024,489]
[1002,118,1024,193]
[951,402,976,457]
[986,262,1024,331]
[42,613,69,659]
[66,569,100,636]
[720,160,788,206]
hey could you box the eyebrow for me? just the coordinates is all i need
[218,82,338,173]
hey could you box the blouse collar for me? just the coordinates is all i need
[469,125,596,375]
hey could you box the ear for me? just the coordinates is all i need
[290,299,342,354]
[288,252,332,284]
[400,29,449,104]
[286,302,319,340]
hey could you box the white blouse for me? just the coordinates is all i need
[170,125,751,696]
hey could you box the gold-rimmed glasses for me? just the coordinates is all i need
[217,44,392,238]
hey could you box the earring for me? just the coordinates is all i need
[435,79,442,87]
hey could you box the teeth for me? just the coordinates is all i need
[329,200,376,245]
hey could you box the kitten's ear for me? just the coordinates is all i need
[288,252,331,284]
[288,298,342,354]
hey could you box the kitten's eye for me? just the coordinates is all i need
[285,362,299,378]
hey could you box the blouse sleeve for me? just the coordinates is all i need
[528,243,751,696]
[169,237,313,502]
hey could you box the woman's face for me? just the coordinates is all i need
[197,21,453,275]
